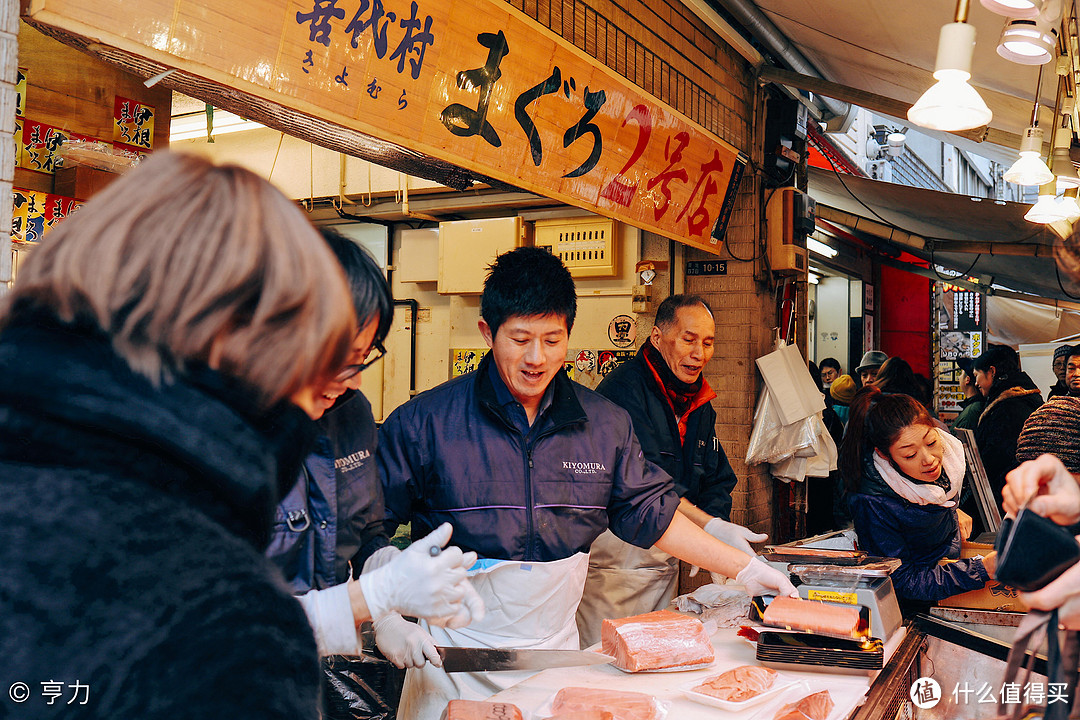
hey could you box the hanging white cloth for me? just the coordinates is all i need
[398,552,590,720]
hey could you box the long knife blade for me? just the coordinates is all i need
[435,646,614,673]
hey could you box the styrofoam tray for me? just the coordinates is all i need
[678,668,797,711]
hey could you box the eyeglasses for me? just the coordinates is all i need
[333,342,386,383]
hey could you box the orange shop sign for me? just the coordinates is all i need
[28,0,747,253]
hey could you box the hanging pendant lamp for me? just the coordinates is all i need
[1005,65,1053,185]
[908,0,993,131]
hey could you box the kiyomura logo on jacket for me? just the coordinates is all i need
[336,449,371,473]
[563,461,608,474]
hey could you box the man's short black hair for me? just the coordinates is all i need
[1068,345,1080,362]
[820,357,841,373]
[320,227,394,345]
[655,294,712,330]
[481,247,576,337]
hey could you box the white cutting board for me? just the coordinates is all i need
[488,628,872,720]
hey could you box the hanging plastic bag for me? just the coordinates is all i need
[746,389,784,465]
[803,416,838,479]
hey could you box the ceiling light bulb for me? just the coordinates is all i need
[908,23,993,131]
[1052,147,1080,190]
[1025,182,1065,222]
[1004,126,1053,184]
[981,0,1042,18]
[997,18,1058,65]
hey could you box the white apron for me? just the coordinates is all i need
[398,552,589,720]
[574,529,679,648]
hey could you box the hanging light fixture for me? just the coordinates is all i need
[981,0,1042,18]
[908,0,993,131]
[1052,146,1080,188]
[1006,127,1053,184]
[1058,186,1080,220]
[997,18,1058,64]
[1025,180,1064,222]
[1005,65,1053,185]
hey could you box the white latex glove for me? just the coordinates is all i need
[427,576,486,629]
[373,613,442,669]
[703,518,768,557]
[735,557,799,598]
[358,523,477,621]
[361,545,401,574]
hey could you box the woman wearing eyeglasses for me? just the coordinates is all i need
[266,228,483,664]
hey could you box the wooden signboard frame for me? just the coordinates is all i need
[27,0,748,254]
[953,428,1002,534]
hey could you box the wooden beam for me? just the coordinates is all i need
[757,66,1022,150]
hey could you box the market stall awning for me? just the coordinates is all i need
[807,166,1080,303]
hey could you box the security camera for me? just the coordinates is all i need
[866,137,881,159]
[887,132,906,158]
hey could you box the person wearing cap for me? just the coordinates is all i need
[1017,395,1080,474]
[972,343,1044,508]
[1049,345,1074,399]
[830,374,857,427]
[855,350,889,386]
[950,357,985,431]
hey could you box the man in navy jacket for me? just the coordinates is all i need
[575,294,765,645]
[375,248,795,720]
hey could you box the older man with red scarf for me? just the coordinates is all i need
[575,294,766,647]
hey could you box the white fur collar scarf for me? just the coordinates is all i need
[872,429,965,508]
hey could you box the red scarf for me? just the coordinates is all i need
[641,340,717,444]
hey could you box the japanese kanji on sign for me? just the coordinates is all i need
[28,0,747,253]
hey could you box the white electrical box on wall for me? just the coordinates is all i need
[765,187,811,276]
[438,217,528,294]
[534,216,617,277]
[397,227,439,283]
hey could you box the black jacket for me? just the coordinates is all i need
[267,390,388,592]
[378,352,680,561]
[0,316,322,719]
[974,371,1043,507]
[595,346,737,520]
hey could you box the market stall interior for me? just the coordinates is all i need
[15,0,1080,718]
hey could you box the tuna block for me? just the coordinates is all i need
[601,609,715,672]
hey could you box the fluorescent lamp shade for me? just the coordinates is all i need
[908,24,993,131]
[807,237,838,258]
[1004,126,1053,185]
[169,110,266,141]
[1025,181,1063,222]
[981,0,1042,18]
[1052,147,1080,190]
[997,18,1058,64]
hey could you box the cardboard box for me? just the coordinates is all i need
[53,165,118,200]
[937,542,1027,611]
